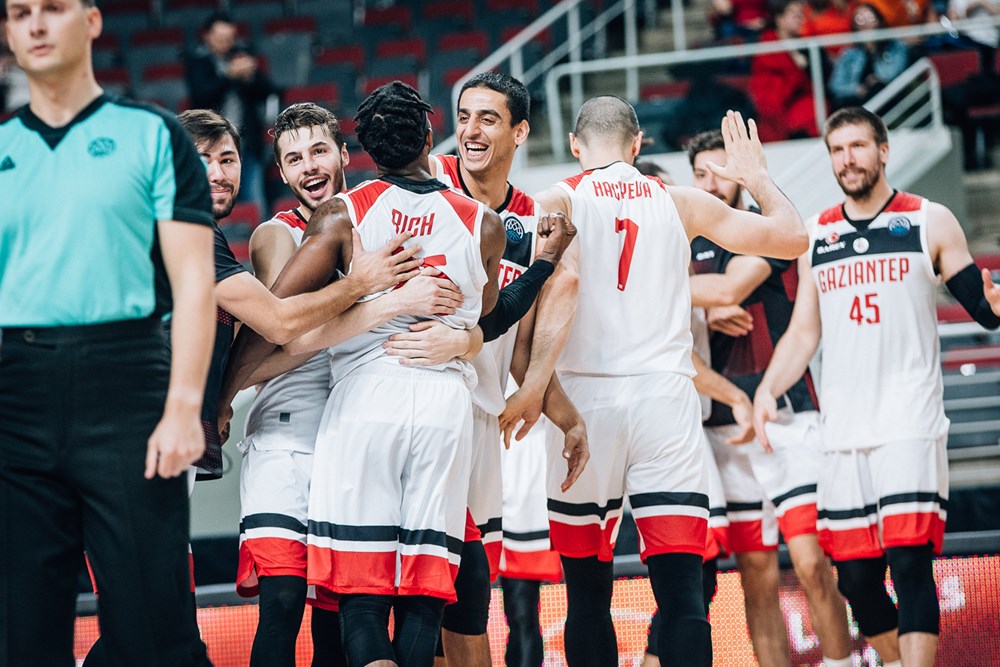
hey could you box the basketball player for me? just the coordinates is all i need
[523,101,807,666]
[1,0,213,663]
[753,107,1000,667]
[420,71,589,667]
[686,129,853,667]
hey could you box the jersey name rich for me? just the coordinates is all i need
[590,179,653,200]
[391,209,435,237]
[816,256,911,293]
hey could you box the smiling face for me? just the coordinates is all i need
[275,125,349,212]
[455,86,528,178]
[692,148,742,208]
[5,0,101,79]
[196,135,241,220]
[826,122,888,199]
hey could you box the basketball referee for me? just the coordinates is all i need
[1,0,215,664]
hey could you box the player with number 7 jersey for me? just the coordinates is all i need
[527,99,807,666]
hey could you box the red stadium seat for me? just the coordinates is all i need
[486,0,538,12]
[362,74,419,96]
[271,197,301,217]
[639,80,692,101]
[716,73,752,94]
[364,6,412,32]
[929,50,981,87]
[98,0,152,16]
[315,45,365,71]
[224,202,263,228]
[264,16,318,36]
[94,33,121,50]
[942,344,1000,371]
[376,38,427,63]
[443,67,470,88]
[438,31,489,57]
[283,83,340,109]
[130,26,185,46]
[143,62,185,82]
[345,150,377,176]
[338,118,358,140]
[95,67,131,87]
[500,25,552,48]
[423,0,475,24]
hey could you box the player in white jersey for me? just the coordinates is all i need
[685,130,853,667]
[517,100,807,666]
[417,72,588,667]
[753,107,1000,667]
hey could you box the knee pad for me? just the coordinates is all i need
[834,558,898,638]
[886,545,939,636]
[441,540,491,635]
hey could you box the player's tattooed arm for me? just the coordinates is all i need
[674,111,807,260]
[753,253,821,451]
[691,350,754,445]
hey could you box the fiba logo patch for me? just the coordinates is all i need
[888,216,912,237]
[88,138,116,158]
[504,216,525,243]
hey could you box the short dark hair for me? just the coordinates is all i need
[768,0,800,20]
[272,103,345,163]
[200,10,235,34]
[684,130,725,167]
[573,95,640,149]
[459,72,530,125]
[823,106,888,148]
[355,80,433,169]
[178,109,241,156]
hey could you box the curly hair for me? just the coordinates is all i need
[355,80,433,169]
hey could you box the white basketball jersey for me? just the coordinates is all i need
[556,162,695,377]
[242,210,329,453]
[431,154,539,415]
[691,307,713,421]
[808,192,947,450]
[327,177,488,385]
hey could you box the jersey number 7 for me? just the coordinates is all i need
[615,217,638,291]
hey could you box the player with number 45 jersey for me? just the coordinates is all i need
[754,107,1000,667]
[525,99,807,667]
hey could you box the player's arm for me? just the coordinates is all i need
[478,209,506,316]
[690,255,774,308]
[501,187,579,437]
[673,111,807,260]
[217,200,421,433]
[691,350,754,445]
[148,220,215,478]
[541,375,589,492]
[928,202,1000,327]
[752,253,821,450]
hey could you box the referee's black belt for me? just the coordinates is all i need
[1,316,161,345]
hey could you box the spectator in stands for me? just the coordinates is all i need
[866,0,938,26]
[750,0,821,141]
[829,4,910,108]
[802,0,852,37]
[709,0,770,41]
[184,11,278,214]
[948,0,1000,65]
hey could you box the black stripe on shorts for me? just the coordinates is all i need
[630,492,709,511]
[548,496,624,520]
[241,513,307,535]
[772,484,818,508]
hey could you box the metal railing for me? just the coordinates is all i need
[544,15,1000,160]
[431,0,640,159]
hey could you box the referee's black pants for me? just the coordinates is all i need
[0,319,210,667]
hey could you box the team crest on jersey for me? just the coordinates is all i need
[88,137,116,158]
[825,231,840,245]
[888,216,912,237]
[853,237,870,254]
[504,215,525,243]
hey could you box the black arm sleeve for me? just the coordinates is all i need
[945,263,1000,330]
[478,259,555,342]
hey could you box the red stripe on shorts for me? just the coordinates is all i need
[818,524,883,560]
[398,553,460,602]
[483,540,502,582]
[306,545,396,596]
[777,503,818,541]
[309,586,341,612]
[705,526,728,561]
[634,515,708,560]
[882,511,946,554]
[236,539,306,597]
[724,519,775,553]
[501,549,563,582]
[549,516,620,561]
[464,508,481,542]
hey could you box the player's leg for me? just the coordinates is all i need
[708,425,790,666]
[393,595,449,667]
[339,594,396,665]
[0,334,84,667]
[874,437,948,667]
[757,410,852,663]
[501,577,544,667]
[544,375,628,666]
[819,448,900,664]
[628,374,711,667]
[642,610,662,667]
[311,606,348,667]
[251,576,307,666]
[74,326,208,665]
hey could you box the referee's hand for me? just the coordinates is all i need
[145,408,206,479]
